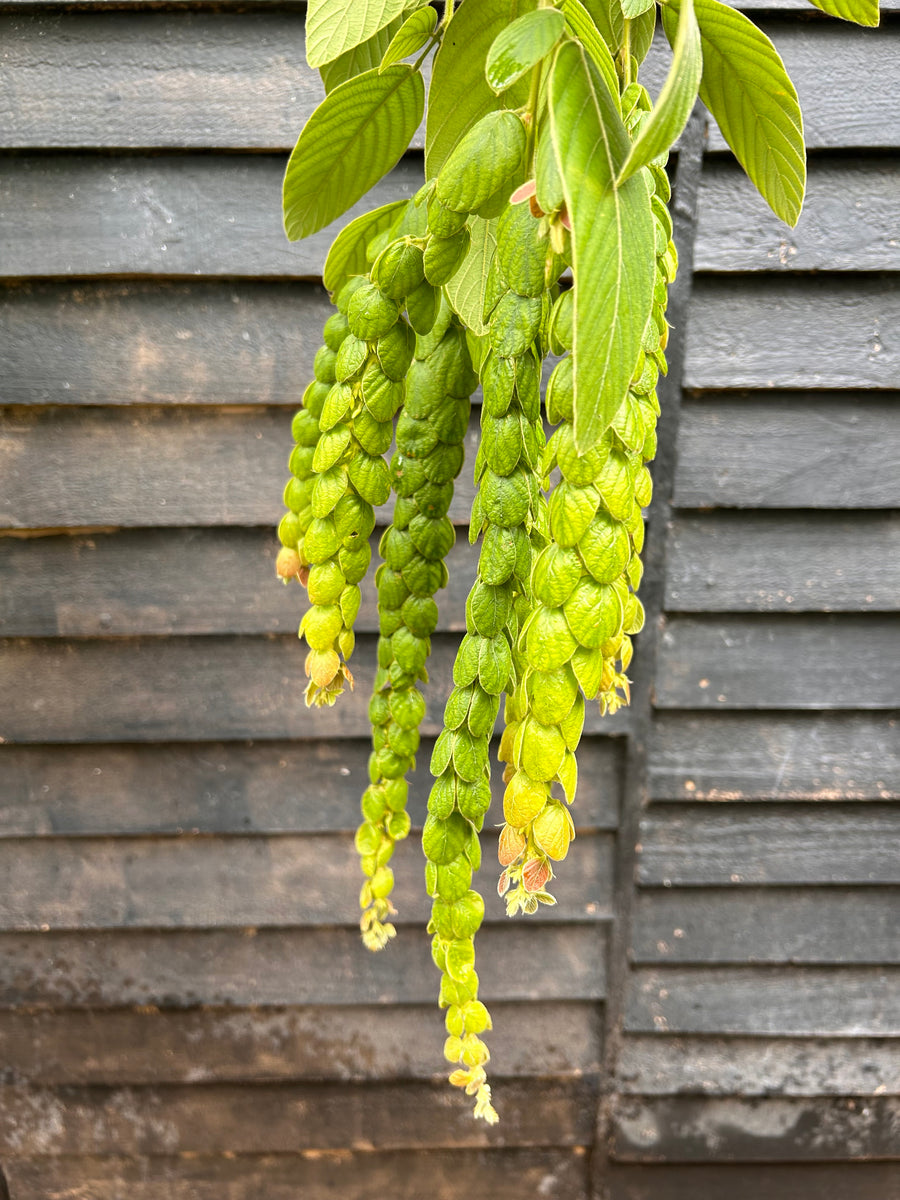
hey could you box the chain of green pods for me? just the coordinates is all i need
[358,308,479,949]
[496,85,677,918]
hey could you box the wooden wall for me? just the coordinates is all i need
[0,3,897,1197]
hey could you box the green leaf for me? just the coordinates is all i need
[283,65,424,241]
[632,4,657,65]
[807,0,879,25]
[666,0,805,225]
[320,13,407,93]
[443,217,500,337]
[381,4,439,71]
[549,42,655,451]
[426,0,538,178]
[617,0,702,184]
[485,8,566,93]
[560,0,620,105]
[323,199,408,293]
[580,0,625,53]
[306,0,426,68]
[621,0,654,15]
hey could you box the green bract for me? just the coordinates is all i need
[272,0,847,1127]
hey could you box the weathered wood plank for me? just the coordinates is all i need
[605,1163,900,1200]
[684,278,900,390]
[0,738,623,836]
[616,1036,900,1096]
[0,634,630,743]
[0,1001,603,1084]
[2,1149,589,1200]
[0,282,333,407]
[0,155,420,279]
[656,616,899,710]
[0,831,614,929]
[0,405,487,529]
[632,888,900,962]
[626,967,900,1035]
[665,513,900,612]
[637,808,900,885]
[0,924,608,1007]
[695,160,900,272]
[674,397,900,509]
[648,713,900,801]
[610,1094,900,1162]
[0,1078,597,1155]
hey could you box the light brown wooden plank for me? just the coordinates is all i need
[625,966,900,1035]
[637,808,900,885]
[0,633,631,743]
[0,924,608,1007]
[665,513,900,612]
[0,831,615,930]
[632,888,900,962]
[0,738,624,836]
[0,1001,603,1084]
[648,713,900,802]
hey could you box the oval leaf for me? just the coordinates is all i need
[617,0,702,184]
[666,0,806,226]
[306,0,425,69]
[561,0,620,106]
[549,42,655,450]
[320,13,407,93]
[485,8,566,94]
[807,0,879,25]
[381,4,439,71]
[621,0,654,15]
[443,216,500,337]
[323,198,409,293]
[283,65,425,241]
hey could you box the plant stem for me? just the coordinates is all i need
[524,60,543,168]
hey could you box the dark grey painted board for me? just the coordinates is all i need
[695,159,900,272]
[616,1036,900,1096]
[0,633,629,743]
[0,1078,596,1154]
[0,831,614,929]
[610,1094,900,1162]
[0,155,420,279]
[0,281,332,407]
[632,888,900,961]
[0,923,608,1006]
[605,1164,900,1200]
[674,396,900,509]
[648,713,900,801]
[3,1150,589,1200]
[626,966,900,1034]
[0,1000,603,1084]
[665,513,900,612]
[0,737,622,836]
[637,807,900,884]
[684,278,900,391]
[656,615,900,710]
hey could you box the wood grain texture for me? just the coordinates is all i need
[0,1078,598,1154]
[684,277,900,390]
[604,1163,900,1200]
[616,1036,900,1096]
[665,513,900,612]
[609,1094,900,1161]
[0,633,630,743]
[0,924,608,1007]
[0,831,615,929]
[648,713,900,801]
[632,888,900,962]
[694,159,900,272]
[0,282,332,407]
[626,966,900,1035]
[0,156,420,279]
[0,738,623,836]
[637,807,900,885]
[0,1001,603,1084]
[674,396,900,509]
[2,1149,589,1200]
[656,615,900,710]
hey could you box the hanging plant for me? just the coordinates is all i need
[275,0,880,1123]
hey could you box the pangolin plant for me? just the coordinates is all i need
[275,0,881,1123]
